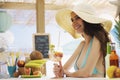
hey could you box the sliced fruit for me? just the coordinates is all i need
[107,66,117,78]
[54,51,63,57]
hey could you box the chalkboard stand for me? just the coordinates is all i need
[32,33,50,58]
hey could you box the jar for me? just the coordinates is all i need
[0,62,9,78]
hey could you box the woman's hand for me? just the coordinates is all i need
[53,63,64,78]
[64,70,72,77]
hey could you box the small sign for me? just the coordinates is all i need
[33,33,50,58]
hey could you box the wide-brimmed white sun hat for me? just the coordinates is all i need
[56,3,112,38]
[109,0,120,18]
[109,0,120,6]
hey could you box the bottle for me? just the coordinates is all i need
[105,42,111,78]
[109,42,119,67]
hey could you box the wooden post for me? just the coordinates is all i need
[36,0,45,33]
[36,0,46,75]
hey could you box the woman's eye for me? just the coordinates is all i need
[71,18,73,22]
[71,16,80,22]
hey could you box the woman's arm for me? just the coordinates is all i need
[53,41,84,77]
[63,41,85,70]
[53,40,85,77]
[65,37,101,77]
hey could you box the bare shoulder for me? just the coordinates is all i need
[74,40,85,54]
[93,36,100,44]
[80,40,85,45]
[77,40,85,48]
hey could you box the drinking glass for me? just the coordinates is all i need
[0,62,9,78]
[49,48,63,78]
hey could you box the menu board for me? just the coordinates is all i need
[33,33,50,58]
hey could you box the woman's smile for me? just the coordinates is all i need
[74,25,81,30]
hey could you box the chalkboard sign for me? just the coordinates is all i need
[33,33,50,58]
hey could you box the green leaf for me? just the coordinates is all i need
[114,20,120,41]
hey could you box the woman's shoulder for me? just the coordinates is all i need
[92,36,100,45]
[80,40,85,45]
[76,40,85,50]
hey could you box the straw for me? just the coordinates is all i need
[57,31,61,49]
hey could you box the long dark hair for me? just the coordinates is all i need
[83,20,110,77]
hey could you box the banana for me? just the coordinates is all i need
[25,62,43,68]
[25,59,47,68]
[28,59,47,64]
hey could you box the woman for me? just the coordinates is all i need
[53,3,112,78]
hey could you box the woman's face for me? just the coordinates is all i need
[71,12,84,34]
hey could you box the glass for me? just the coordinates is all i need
[0,62,9,78]
[49,46,63,78]
[17,53,25,68]
[105,42,111,78]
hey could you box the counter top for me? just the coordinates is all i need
[1,56,120,80]
[0,77,119,80]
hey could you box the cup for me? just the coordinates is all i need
[0,62,8,74]
[8,65,16,77]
